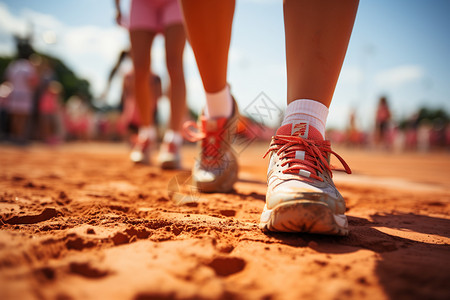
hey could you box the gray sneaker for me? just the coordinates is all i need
[183,101,239,193]
[260,121,351,235]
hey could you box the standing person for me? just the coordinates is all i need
[375,95,391,149]
[180,0,358,235]
[115,0,187,169]
[38,80,63,144]
[5,41,38,144]
[33,56,57,141]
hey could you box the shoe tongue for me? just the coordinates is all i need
[200,116,228,133]
[276,121,324,140]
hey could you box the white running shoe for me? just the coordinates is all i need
[159,141,181,170]
[260,121,351,235]
[183,100,239,193]
[130,136,151,164]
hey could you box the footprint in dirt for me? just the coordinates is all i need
[219,209,236,217]
[34,266,56,281]
[4,207,63,225]
[69,261,110,279]
[110,227,153,246]
[65,235,97,250]
[206,256,246,277]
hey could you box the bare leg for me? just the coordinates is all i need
[40,117,50,141]
[284,0,359,107]
[179,0,235,93]
[10,113,19,139]
[11,113,28,140]
[260,0,358,235]
[164,24,186,132]
[129,30,156,126]
[178,0,238,190]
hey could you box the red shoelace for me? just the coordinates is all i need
[264,134,351,182]
[183,120,224,167]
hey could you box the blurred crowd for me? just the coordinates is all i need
[0,47,63,145]
[328,96,450,152]
[0,53,115,145]
[0,40,131,145]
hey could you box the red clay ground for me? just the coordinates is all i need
[0,142,449,300]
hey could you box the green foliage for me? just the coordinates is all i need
[42,54,92,103]
[417,107,449,123]
[398,106,449,130]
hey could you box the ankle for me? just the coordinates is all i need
[138,125,156,141]
[163,129,183,146]
[282,99,328,138]
[204,85,233,119]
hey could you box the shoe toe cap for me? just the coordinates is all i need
[267,179,346,214]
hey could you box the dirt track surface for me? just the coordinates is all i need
[0,142,449,300]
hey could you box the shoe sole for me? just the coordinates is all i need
[160,160,181,170]
[195,176,236,193]
[130,150,150,165]
[259,200,348,236]
[194,170,238,193]
[130,156,150,165]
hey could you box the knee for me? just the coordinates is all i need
[166,58,184,80]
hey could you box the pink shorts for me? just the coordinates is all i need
[129,0,183,32]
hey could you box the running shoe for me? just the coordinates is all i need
[129,136,151,164]
[260,121,351,235]
[159,141,181,169]
[183,101,239,193]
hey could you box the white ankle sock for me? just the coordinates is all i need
[163,129,183,145]
[281,99,329,138]
[138,125,156,141]
[204,85,233,119]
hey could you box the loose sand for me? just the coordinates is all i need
[0,142,449,300]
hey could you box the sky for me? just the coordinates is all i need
[0,0,449,130]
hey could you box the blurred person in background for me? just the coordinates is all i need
[115,0,187,169]
[4,37,38,144]
[64,95,94,141]
[374,95,392,149]
[346,108,364,147]
[39,80,64,144]
[417,119,432,152]
[31,55,57,141]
